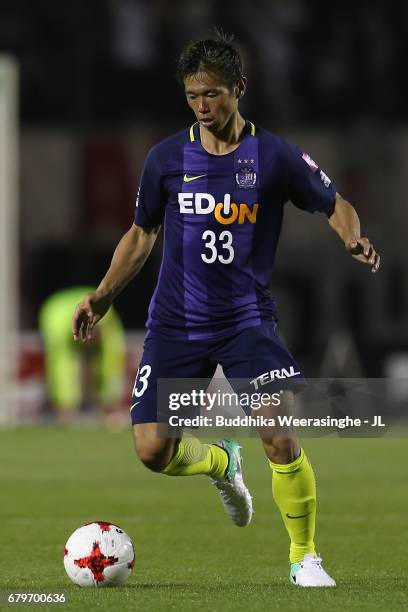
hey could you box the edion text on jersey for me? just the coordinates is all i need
[178,192,259,225]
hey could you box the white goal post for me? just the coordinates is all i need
[0,56,19,424]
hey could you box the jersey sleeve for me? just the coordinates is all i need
[134,146,167,228]
[282,142,336,213]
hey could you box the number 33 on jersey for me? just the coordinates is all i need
[134,121,336,340]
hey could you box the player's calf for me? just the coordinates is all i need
[261,432,300,464]
[256,391,300,464]
[133,423,180,472]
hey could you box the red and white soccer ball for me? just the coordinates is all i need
[64,522,135,587]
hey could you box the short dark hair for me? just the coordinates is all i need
[176,29,244,89]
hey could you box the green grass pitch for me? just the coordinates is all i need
[0,427,407,611]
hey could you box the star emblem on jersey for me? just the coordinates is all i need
[235,167,257,189]
[183,173,207,182]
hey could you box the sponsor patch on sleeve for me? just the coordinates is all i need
[319,170,331,188]
[301,152,319,173]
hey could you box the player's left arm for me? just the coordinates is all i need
[327,192,381,273]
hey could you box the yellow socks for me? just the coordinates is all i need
[162,438,228,479]
[269,448,317,563]
[162,440,316,563]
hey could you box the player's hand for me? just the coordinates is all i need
[72,291,112,342]
[345,237,381,273]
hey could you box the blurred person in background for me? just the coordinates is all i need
[72,31,380,588]
[40,287,126,423]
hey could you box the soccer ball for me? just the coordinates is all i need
[64,521,135,587]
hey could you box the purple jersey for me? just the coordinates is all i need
[135,121,336,340]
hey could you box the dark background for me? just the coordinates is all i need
[1,0,407,377]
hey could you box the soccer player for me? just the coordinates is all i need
[72,32,380,587]
[41,286,126,420]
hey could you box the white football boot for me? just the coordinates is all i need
[210,439,253,527]
[290,553,336,587]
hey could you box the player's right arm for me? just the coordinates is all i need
[73,142,167,341]
[72,223,160,342]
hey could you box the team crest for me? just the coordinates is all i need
[235,167,257,189]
